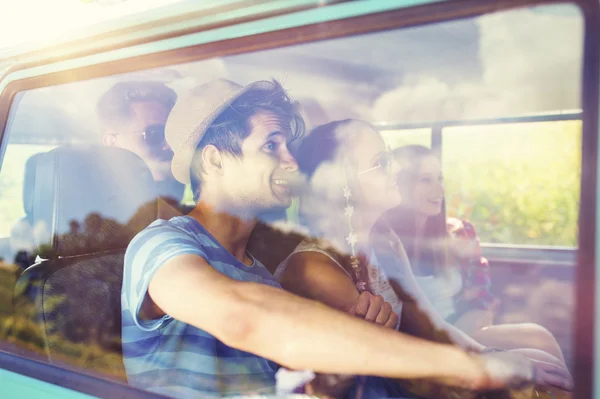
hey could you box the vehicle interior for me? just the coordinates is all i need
[0,1,591,397]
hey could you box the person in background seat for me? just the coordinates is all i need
[276,119,572,397]
[380,145,566,365]
[380,145,565,363]
[97,80,186,210]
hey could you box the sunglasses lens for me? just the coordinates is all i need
[380,154,391,172]
[144,125,166,146]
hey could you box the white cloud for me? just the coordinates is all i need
[372,5,584,123]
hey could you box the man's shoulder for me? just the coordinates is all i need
[135,216,206,242]
[125,216,217,263]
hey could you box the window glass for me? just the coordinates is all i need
[0,3,584,396]
[443,120,581,247]
[0,144,56,239]
[380,128,431,149]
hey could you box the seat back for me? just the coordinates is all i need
[1,153,44,268]
[13,145,157,380]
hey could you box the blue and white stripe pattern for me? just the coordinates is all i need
[122,216,280,398]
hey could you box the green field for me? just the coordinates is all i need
[0,265,16,318]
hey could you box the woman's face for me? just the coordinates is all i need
[347,122,402,214]
[412,155,445,217]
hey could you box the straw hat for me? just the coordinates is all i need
[166,79,275,184]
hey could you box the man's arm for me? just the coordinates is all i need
[149,254,499,389]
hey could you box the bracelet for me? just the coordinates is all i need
[477,347,537,390]
[535,389,557,399]
[481,347,505,354]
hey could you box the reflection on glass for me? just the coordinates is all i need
[379,128,432,150]
[0,2,583,398]
[443,121,581,247]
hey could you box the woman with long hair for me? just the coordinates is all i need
[381,144,566,364]
[274,120,572,397]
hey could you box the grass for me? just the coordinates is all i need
[443,120,581,246]
[0,262,126,380]
[0,265,17,317]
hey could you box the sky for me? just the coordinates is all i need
[371,4,584,122]
[3,1,585,140]
[0,0,183,54]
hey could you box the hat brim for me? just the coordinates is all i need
[170,80,276,185]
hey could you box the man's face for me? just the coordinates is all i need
[219,110,299,214]
[104,101,173,182]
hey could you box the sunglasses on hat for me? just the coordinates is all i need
[108,124,166,147]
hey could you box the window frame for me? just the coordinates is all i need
[0,0,596,397]
[0,343,165,399]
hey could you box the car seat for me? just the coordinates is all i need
[12,145,158,381]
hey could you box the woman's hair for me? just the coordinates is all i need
[294,119,364,237]
[294,119,377,289]
[384,145,450,276]
[294,119,375,240]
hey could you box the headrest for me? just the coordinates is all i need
[31,146,158,258]
[23,152,44,225]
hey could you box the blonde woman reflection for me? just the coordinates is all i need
[381,145,566,364]
[275,119,572,395]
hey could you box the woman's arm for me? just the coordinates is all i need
[279,251,359,312]
[453,309,494,335]
[280,251,398,328]
[278,251,399,398]
[272,250,571,391]
[373,235,487,352]
[281,246,483,350]
[389,256,486,352]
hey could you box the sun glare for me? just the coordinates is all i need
[0,0,183,54]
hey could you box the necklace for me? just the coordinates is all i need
[343,180,367,292]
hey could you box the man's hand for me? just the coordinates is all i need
[530,357,573,391]
[463,351,573,392]
[348,291,399,329]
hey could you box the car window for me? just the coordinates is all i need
[443,119,581,247]
[380,128,432,149]
[0,2,587,397]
